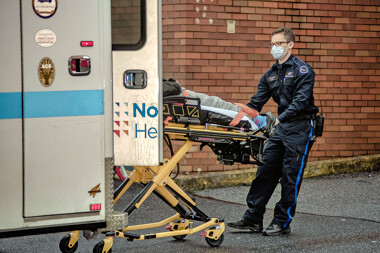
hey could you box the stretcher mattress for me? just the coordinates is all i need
[163,79,273,133]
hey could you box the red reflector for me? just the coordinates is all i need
[90,204,101,211]
[80,59,89,67]
[81,41,94,47]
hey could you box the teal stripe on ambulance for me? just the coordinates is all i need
[0,90,104,119]
[0,92,22,119]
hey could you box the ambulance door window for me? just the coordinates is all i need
[111,0,146,50]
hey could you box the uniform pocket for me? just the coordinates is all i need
[268,80,280,90]
[284,77,294,85]
[295,144,306,162]
[284,77,295,95]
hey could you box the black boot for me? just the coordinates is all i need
[227,218,263,233]
[263,223,291,236]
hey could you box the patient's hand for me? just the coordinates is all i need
[274,118,280,126]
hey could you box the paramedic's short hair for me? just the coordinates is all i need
[272,27,296,43]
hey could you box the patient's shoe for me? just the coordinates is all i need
[260,112,276,138]
[227,218,263,233]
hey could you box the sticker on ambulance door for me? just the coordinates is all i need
[32,0,58,19]
[35,29,56,47]
[38,57,55,87]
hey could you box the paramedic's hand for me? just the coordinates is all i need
[274,118,280,126]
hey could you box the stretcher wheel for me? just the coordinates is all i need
[59,235,78,253]
[93,241,112,253]
[205,233,224,247]
[172,234,187,240]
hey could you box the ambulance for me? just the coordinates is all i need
[0,0,162,250]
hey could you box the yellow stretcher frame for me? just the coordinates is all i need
[99,123,265,251]
[100,132,225,250]
[63,121,266,252]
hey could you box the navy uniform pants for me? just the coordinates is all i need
[243,119,314,228]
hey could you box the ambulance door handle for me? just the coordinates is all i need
[68,56,91,76]
[123,70,147,89]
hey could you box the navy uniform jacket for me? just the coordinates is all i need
[247,55,318,123]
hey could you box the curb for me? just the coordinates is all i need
[174,154,380,191]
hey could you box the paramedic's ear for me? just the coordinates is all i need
[288,41,294,50]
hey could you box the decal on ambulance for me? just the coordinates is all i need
[32,0,57,18]
[38,57,55,87]
[113,102,158,139]
[88,184,101,198]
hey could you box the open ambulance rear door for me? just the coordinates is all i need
[112,0,163,167]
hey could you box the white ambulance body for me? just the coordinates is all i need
[0,0,161,237]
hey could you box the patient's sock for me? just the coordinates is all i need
[253,115,267,129]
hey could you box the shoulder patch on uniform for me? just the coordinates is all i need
[299,66,309,74]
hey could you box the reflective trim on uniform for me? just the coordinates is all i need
[292,58,300,67]
[292,57,306,66]
[283,121,314,228]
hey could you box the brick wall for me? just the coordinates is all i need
[162,0,380,174]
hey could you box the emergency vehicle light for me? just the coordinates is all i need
[90,204,101,211]
[81,41,94,47]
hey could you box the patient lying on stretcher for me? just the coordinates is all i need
[163,78,276,137]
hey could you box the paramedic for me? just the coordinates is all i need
[227,27,319,236]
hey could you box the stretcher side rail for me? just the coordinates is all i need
[163,95,253,130]
[163,96,202,120]
[164,124,266,165]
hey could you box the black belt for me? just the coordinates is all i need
[287,114,315,123]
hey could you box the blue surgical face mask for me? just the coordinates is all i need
[271,45,287,60]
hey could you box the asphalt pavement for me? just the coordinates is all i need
[0,170,379,252]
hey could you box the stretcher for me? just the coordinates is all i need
[60,96,272,252]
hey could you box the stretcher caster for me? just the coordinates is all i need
[201,224,225,247]
[59,230,79,253]
[166,219,190,241]
[93,237,113,253]
[205,233,224,247]
[172,234,187,241]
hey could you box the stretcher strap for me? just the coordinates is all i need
[229,103,259,127]
[234,103,259,119]
[229,110,246,127]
